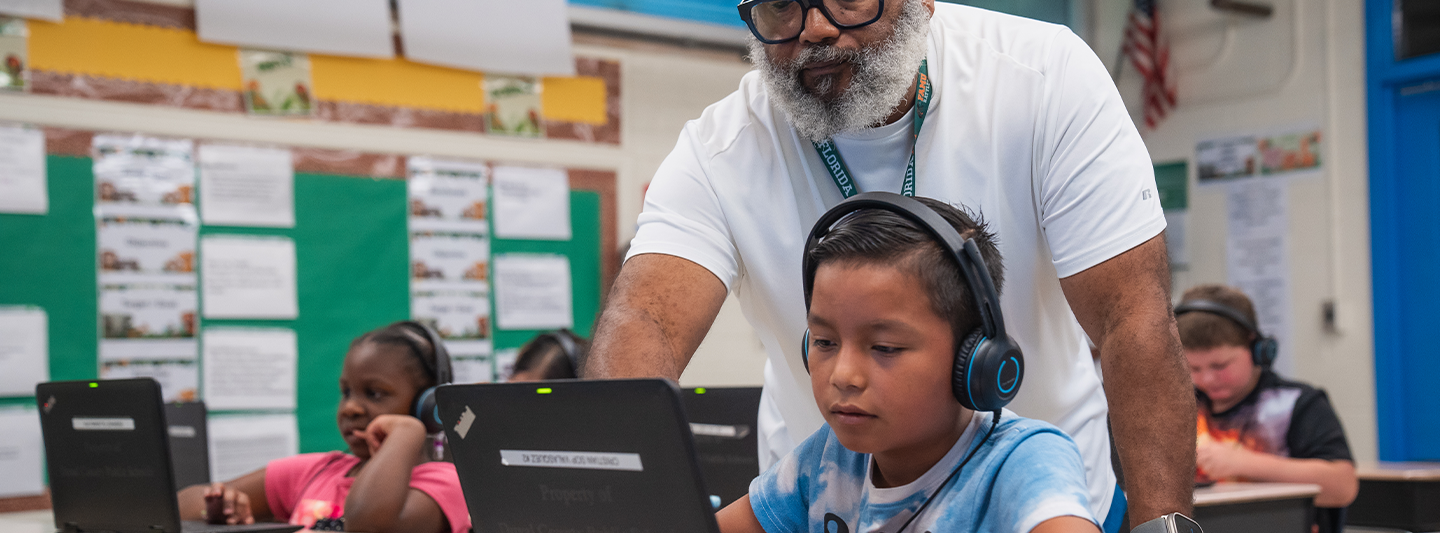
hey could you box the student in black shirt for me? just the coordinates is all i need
[1176,284,1357,533]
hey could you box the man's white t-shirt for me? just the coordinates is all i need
[627,3,1164,520]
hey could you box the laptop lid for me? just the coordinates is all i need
[36,378,183,533]
[682,387,761,507]
[437,379,721,533]
[165,401,211,491]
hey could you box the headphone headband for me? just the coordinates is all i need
[802,192,1005,339]
[1173,300,1260,337]
[396,321,452,386]
[540,330,581,376]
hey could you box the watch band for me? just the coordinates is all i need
[1130,513,1203,533]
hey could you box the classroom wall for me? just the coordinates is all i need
[1100,0,1378,460]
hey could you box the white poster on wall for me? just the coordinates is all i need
[0,124,47,214]
[396,0,575,76]
[0,407,44,498]
[99,285,197,360]
[202,328,297,410]
[199,144,295,228]
[408,157,490,235]
[1226,178,1293,374]
[92,134,197,220]
[97,217,198,286]
[451,356,494,384]
[207,413,299,482]
[411,291,491,356]
[0,307,47,397]
[410,233,490,292]
[493,254,572,330]
[196,0,393,58]
[0,0,62,21]
[492,165,570,241]
[100,360,199,402]
[201,235,298,319]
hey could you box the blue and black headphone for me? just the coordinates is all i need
[394,321,453,433]
[800,192,1024,412]
[1173,299,1278,368]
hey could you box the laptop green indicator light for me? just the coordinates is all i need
[537,387,553,394]
[695,387,707,394]
[89,382,98,388]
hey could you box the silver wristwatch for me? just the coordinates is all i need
[1130,513,1203,533]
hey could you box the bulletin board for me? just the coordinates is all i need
[0,149,609,455]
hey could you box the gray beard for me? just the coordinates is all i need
[749,0,931,142]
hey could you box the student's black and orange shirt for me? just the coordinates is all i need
[1195,368,1353,484]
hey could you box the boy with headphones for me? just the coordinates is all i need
[1177,285,1357,533]
[716,193,1100,533]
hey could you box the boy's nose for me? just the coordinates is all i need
[828,346,868,390]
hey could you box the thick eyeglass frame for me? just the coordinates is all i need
[737,0,886,44]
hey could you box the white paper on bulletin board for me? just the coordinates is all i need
[199,144,295,228]
[207,413,298,482]
[201,235,298,319]
[0,407,44,498]
[0,0,61,21]
[202,327,297,410]
[397,0,575,76]
[196,0,393,58]
[493,165,570,241]
[0,124,47,214]
[0,306,47,397]
[494,254,572,330]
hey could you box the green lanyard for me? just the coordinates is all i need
[812,60,932,198]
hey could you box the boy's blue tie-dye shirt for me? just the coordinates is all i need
[748,410,1095,533]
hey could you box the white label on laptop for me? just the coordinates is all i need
[72,417,136,431]
[500,450,643,472]
[168,425,197,438]
[690,423,751,439]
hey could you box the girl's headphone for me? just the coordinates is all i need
[393,321,453,433]
[538,330,581,377]
[800,192,1024,412]
[1173,299,1278,367]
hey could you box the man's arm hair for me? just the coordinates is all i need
[585,253,728,380]
[1059,234,1195,522]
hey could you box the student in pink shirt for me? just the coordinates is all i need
[177,322,471,533]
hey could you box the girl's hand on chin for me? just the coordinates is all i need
[363,414,426,456]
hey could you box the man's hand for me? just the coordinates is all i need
[202,482,255,525]
[1061,234,1195,522]
[586,254,728,380]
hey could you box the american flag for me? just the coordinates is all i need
[1123,0,1176,129]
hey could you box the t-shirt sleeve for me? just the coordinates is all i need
[1286,388,1354,462]
[1035,28,1167,278]
[747,430,826,533]
[409,462,472,533]
[991,430,1096,533]
[626,123,741,291]
[264,452,336,521]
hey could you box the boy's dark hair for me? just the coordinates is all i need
[805,197,1004,347]
[351,322,443,391]
[513,330,588,379]
[1177,284,1257,351]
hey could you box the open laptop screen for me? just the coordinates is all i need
[437,379,721,533]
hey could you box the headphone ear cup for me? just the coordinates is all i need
[1252,336,1279,367]
[952,330,986,411]
[413,386,442,434]
[801,329,811,374]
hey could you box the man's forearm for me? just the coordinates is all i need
[584,254,727,380]
[1101,317,1195,520]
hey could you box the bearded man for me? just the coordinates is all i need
[586,0,1196,531]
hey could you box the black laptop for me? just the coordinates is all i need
[682,386,762,507]
[437,379,723,533]
[164,401,211,491]
[35,379,300,533]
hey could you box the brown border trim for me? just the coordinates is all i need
[568,169,619,296]
[0,490,51,513]
[544,58,621,145]
[292,148,407,179]
[314,101,486,133]
[65,0,195,30]
[31,70,245,114]
[43,126,95,157]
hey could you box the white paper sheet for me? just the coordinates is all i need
[0,0,61,21]
[0,125,46,214]
[493,348,519,382]
[1164,210,1188,268]
[494,254,573,330]
[201,236,298,319]
[411,291,491,356]
[100,360,199,402]
[0,407,43,498]
[452,356,494,384]
[397,0,574,76]
[493,166,570,240]
[408,156,490,234]
[195,0,392,58]
[1226,178,1293,374]
[207,413,298,482]
[92,134,196,220]
[97,217,198,286]
[199,144,295,228]
[202,328,297,410]
[99,285,198,360]
[410,233,490,292]
[0,307,47,397]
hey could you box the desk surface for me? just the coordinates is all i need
[0,510,51,533]
[1356,461,1440,481]
[1193,482,1321,506]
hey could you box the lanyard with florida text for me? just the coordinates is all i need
[812,59,932,198]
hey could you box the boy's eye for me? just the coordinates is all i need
[872,345,903,355]
[811,337,838,350]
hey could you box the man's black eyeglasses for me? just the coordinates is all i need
[737,0,885,44]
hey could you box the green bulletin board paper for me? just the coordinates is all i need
[0,156,607,454]
[1155,161,1189,211]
